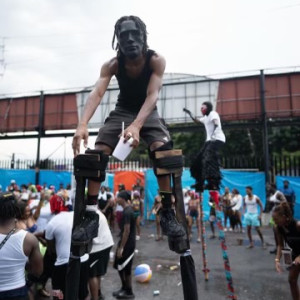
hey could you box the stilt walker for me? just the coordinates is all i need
[184,103,237,298]
[199,192,210,280]
[210,190,237,299]
[71,16,198,300]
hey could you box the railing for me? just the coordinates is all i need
[1,155,299,178]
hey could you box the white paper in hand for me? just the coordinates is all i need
[112,136,134,161]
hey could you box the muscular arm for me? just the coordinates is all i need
[184,109,201,124]
[23,232,43,277]
[256,197,264,217]
[72,58,116,155]
[275,226,284,261]
[32,192,46,221]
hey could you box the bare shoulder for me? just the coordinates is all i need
[101,57,118,76]
[23,231,39,256]
[150,52,166,72]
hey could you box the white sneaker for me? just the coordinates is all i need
[136,235,140,241]
[224,228,227,232]
[229,228,233,232]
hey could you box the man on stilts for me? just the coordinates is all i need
[72,16,198,300]
[185,103,237,299]
[184,101,225,191]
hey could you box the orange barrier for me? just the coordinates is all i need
[113,171,144,194]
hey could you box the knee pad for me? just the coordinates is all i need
[149,141,183,176]
[73,148,109,182]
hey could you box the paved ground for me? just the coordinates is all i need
[41,222,292,300]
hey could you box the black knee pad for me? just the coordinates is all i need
[73,148,109,182]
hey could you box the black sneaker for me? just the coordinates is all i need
[160,208,186,238]
[113,288,124,297]
[269,249,277,254]
[116,290,135,299]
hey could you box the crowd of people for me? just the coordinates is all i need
[0,177,299,299]
[0,178,147,300]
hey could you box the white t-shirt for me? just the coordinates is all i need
[115,192,124,212]
[91,210,114,253]
[184,195,191,215]
[244,195,259,214]
[45,211,88,265]
[98,191,107,201]
[231,194,243,211]
[200,111,226,142]
[36,202,53,232]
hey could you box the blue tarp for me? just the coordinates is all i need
[276,176,300,219]
[144,169,266,221]
[0,169,72,191]
[0,169,36,191]
[0,169,114,193]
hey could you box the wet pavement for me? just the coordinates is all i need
[103,222,290,300]
[42,222,292,300]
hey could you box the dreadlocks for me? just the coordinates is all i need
[0,192,17,224]
[112,16,148,57]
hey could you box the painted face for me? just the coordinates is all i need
[201,104,207,116]
[117,20,144,59]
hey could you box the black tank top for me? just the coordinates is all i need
[278,219,300,259]
[115,49,155,112]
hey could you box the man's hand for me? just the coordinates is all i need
[123,123,140,148]
[72,124,89,156]
[117,247,123,258]
[183,107,194,118]
[294,256,300,265]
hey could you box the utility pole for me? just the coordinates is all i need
[259,70,270,184]
[35,91,45,185]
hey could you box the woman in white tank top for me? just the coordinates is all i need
[0,192,43,300]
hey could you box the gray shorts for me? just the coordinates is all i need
[95,107,170,150]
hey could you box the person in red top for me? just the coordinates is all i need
[49,190,70,214]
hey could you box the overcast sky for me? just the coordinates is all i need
[0,0,299,160]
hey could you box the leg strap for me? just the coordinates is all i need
[154,149,183,176]
[149,140,183,176]
[73,148,109,182]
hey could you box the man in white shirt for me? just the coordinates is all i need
[89,209,114,300]
[45,211,89,300]
[184,101,226,191]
